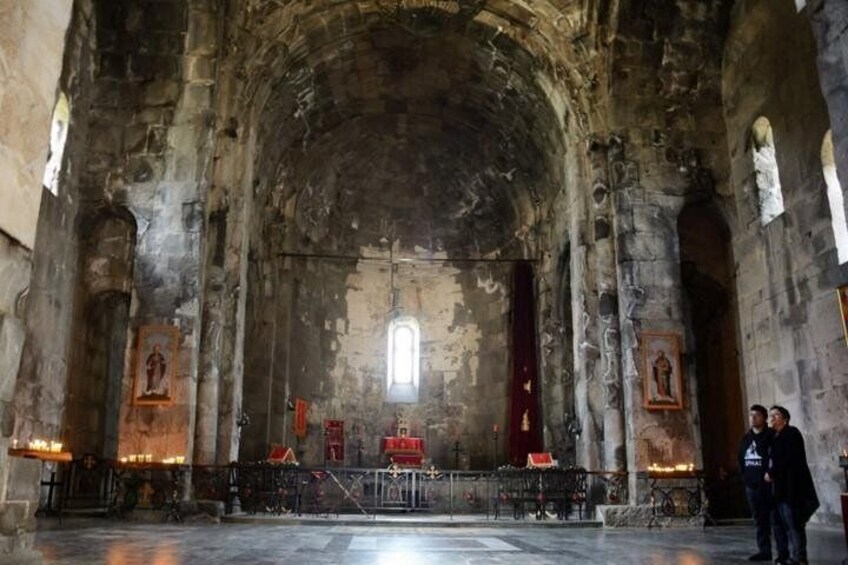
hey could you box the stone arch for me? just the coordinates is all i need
[227,1,585,468]
[677,204,745,519]
[821,130,848,264]
[750,116,785,225]
[42,92,70,196]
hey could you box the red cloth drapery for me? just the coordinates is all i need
[509,261,542,465]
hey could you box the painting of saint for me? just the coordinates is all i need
[134,325,179,405]
[641,332,684,410]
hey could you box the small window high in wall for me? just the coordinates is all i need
[822,131,848,264]
[387,316,420,403]
[751,116,785,225]
[42,93,70,196]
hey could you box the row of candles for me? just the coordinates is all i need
[11,438,64,453]
[648,463,695,473]
[119,454,185,464]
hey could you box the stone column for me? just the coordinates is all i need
[590,139,625,476]
[194,265,225,464]
[570,150,602,472]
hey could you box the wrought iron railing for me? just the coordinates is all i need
[50,460,618,521]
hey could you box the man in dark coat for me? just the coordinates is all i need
[738,404,775,561]
[766,405,820,565]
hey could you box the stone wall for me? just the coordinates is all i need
[0,0,73,560]
[723,0,848,524]
[0,1,73,249]
[243,254,513,469]
[606,0,733,501]
[53,0,220,463]
[808,0,848,200]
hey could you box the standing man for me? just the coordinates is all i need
[738,404,775,562]
[766,405,819,565]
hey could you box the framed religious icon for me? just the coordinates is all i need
[640,331,684,410]
[838,284,848,346]
[133,325,179,406]
[324,420,344,464]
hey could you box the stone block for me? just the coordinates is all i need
[0,501,34,538]
[129,55,181,81]
[182,83,212,109]
[88,124,124,154]
[0,315,25,403]
[184,56,215,82]
[5,458,41,501]
[598,499,707,529]
[142,81,180,107]
[186,9,218,56]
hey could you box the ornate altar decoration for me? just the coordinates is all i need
[382,415,425,467]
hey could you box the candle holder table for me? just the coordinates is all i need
[109,461,189,522]
[8,447,73,517]
[645,470,715,529]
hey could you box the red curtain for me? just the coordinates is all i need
[509,261,543,465]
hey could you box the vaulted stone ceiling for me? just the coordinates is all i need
[220,0,609,258]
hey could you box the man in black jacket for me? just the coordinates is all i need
[738,404,775,562]
[766,405,820,565]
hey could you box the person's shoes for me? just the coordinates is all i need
[773,559,792,565]
[748,554,772,562]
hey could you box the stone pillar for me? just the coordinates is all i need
[571,153,602,472]
[194,266,225,464]
[608,136,647,503]
[808,0,848,198]
[590,139,625,476]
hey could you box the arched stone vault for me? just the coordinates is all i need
[201,0,610,466]
[215,1,609,259]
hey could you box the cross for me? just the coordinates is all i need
[452,440,463,470]
[138,482,155,508]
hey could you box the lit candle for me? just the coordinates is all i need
[175,456,185,464]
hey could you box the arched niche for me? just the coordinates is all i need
[821,130,848,264]
[751,116,785,226]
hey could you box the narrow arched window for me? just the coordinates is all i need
[42,92,70,196]
[751,117,785,225]
[387,316,420,403]
[822,130,848,264]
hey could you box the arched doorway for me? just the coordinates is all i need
[678,205,746,519]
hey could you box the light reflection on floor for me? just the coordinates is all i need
[34,522,847,565]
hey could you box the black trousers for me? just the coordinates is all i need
[745,484,773,556]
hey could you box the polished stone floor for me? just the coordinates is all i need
[35,521,847,565]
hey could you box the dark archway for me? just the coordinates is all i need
[678,205,746,519]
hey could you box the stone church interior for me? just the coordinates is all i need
[1,0,847,562]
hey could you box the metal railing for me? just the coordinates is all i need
[50,460,624,521]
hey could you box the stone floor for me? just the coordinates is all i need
[34,519,847,564]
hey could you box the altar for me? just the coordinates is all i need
[382,436,425,467]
